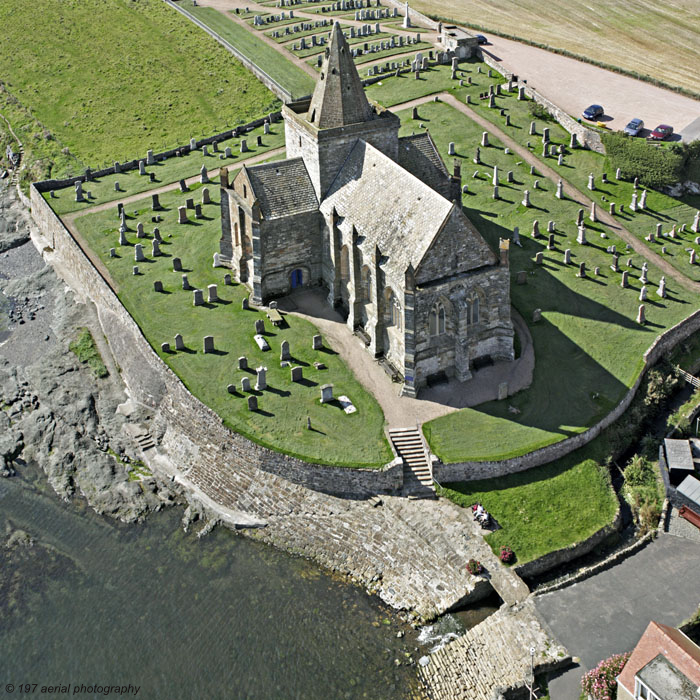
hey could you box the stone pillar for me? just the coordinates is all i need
[401,264,417,397]
[367,244,384,357]
[327,211,343,308]
[347,227,363,330]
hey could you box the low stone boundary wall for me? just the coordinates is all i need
[30,185,403,499]
[515,508,622,579]
[434,308,700,483]
[33,113,279,195]
[478,50,605,154]
[382,0,439,30]
[165,0,297,103]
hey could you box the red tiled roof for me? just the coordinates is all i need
[617,621,700,695]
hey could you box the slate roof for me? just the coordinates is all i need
[664,438,695,473]
[321,140,455,278]
[398,132,451,193]
[306,22,375,128]
[245,158,318,220]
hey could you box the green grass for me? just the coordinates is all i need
[399,102,700,462]
[182,5,315,99]
[0,0,279,184]
[438,453,618,564]
[69,180,392,467]
[44,120,286,216]
[69,328,108,379]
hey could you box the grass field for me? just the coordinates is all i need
[182,5,316,99]
[438,449,618,564]
[70,181,392,467]
[0,0,279,185]
[400,101,700,462]
[408,0,700,96]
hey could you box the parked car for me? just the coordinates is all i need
[649,124,674,141]
[475,34,488,45]
[623,118,644,136]
[582,104,604,120]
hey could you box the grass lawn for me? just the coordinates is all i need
[181,5,315,99]
[399,102,700,462]
[438,448,618,564]
[45,120,286,216]
[0,0,278,184]
[68,181,392,468]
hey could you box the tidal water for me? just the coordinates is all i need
[0,465,422,700]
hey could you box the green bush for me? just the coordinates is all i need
[528,101,554,122]
[602,132,685,189]
[623,454,663,534]
[69,328,108,379]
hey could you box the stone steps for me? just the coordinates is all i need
[389,427,435,496]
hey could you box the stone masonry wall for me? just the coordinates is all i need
[30,186,403,498]
[434,307,700,483]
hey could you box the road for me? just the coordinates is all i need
[480,33,700,141]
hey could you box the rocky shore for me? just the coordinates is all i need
[0,182,176,522]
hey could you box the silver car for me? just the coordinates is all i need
[623,118,644,136]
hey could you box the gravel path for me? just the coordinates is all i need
[480,35,700,140]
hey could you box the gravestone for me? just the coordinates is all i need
[542,127,550,143]
[570,133,578,148]
[492,185,499,200]
[621,271,629,288]
[173,257,182,272]
[175,334,184,350]
[516,270,527,285]
[657,277,666,298]
[195,204,203,219]
[557,154,563,167]
[291,366,303,382]
[535,252,543,264]
[133,266,139,275]
[193,289,203,306]
[547,233,555,250]
[154,280,163,293]
[179,179,188,192]
[115,182,120,192]
[320,384,333,403]
[577,225,587,245]
[555,180,563,199]
[473,147,481,164]
[241,376,251,393]
[147,149,155,165]
[153,227,162,241]
[636,304,646,325]
[609,202,615,215]
[630,193,638,211]
[512,227,520,245]
[448,142,455,155]
[481,132,489,147]
[161,343,170,353]
[224,147,232,158]
[640,263,648,284]
[136,222,145,238]
[203,336,214,353]
[247,396,258,411]
[255,319,265,334]
[238,355,249,371]
[224,273,232,285]
[590,201,597,222]
[639,285,647,301]
[134,244,145,262]
[139,160,146,176]
[534,179,540,189]
[178,206,188,224]
[691,250,696,265]
[610,254,620,273]
[109,248,116,258]
[577,262,586,278]
[587,173,595,190]
[202,187,210,205]
[202,145,208,157]
[152,239,161,257]
[547,220,555,233]
[255,366,267,391]
[577,208,584,226]
[532,220,540,238]
[200,166,209,184]
[208,284,218,303]
[507,170,514,183]
[75,181,84,203]
[240,139,248,153]
[242,297,249,310]
[529,121,536,136]
[280,340,291,361]
[615,167,621,180]
[563,248,571,265]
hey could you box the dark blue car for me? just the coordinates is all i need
[582,104,604,120]
[476,34,488,45]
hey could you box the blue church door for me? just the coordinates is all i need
[291,269,303,288]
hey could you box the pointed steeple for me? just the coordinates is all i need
[306,22,374,128]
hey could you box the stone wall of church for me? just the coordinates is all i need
[283,107,400,199]
[414,264,513,386]
[259,211,323,299]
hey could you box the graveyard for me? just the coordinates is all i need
[28,0,700,567]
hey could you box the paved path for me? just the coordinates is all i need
[535,534,700,699]
[277,288,534,428]
[480,34,700,140]
[389,92,700,294]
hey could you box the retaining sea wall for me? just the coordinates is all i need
[434,307,700,483]
[30,185,403,499]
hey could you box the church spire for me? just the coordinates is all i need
[306,21,374,128]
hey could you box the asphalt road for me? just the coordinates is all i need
[535,534,700,698]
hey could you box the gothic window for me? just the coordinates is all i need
[387,290,402,330]
[429,302,446,336]
[465,294,481,326]
[340,245,350,282]
[243,184,247,199]
[361,265,372,301]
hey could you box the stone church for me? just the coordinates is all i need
[219,22,513,396]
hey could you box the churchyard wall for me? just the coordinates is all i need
[34,115,278,195]
[434,307,700,483]
[478,50,606,154]
[30,185,404,498]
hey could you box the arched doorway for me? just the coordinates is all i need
[290,269,303,289]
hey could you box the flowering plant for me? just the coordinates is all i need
[580,652,630,700]
[499,546,515,563]
[466,558,484,575]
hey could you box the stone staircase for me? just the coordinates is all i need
[389,427,435,497]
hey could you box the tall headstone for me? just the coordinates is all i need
[590,201,597,222]
[255,366,267,391]
[175,334,185,351]
[481,131,489,147]
[636,304,646,325]
[555,180,563,199]
[280,340,291,361]
[193,289,203,306]
[178,206,188,224]
[202,187,211,205]
[522,190,530,207]
[134,244,145,262]
[587,173,595,191]
[203,336,215,353]
[207,284,218,303]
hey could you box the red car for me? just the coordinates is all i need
[649,124,673,141]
